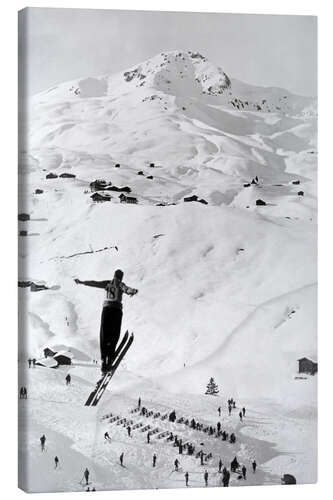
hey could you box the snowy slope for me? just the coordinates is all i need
[18,50,317,491]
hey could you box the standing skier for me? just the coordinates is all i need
[204,470,209,487]
[83,468,90,486]
[239,411,243,422]
[54,456,59,469]
[242,465,247,480]
[147,432,150,444]
[218,458,223,473]
[174,459,179,472]
[28,358,32,368]
[218,406,221,417]
[40,434,46,452]
[138,397,141,409]
[127,425,131,438]
[153,453,157,467]
[120,452,124,466]
[252,460,257,473]
[65,374,71,386]
[242,407,246,417]
[75,270,138,372]
[185,471,189,486]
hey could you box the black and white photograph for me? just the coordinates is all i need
[17,7,317,493]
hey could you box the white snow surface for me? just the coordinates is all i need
[18,50,317,492]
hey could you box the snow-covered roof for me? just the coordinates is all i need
[54,350,74,359]
[36,357,58,368]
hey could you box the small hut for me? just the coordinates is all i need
[90,179,111,191]
[43,347,56,358]
[119,194,138,204]
[256,199,266,206]
[53,351,73,365]
[90,192,112,202]
[35,357,58,369]
[184,195,198,202]
[59,173,76,178]
[298,357,317,375]
[18,213,30,221]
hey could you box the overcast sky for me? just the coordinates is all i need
[19,8,317,97]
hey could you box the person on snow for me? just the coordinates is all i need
[40,434,46,452]
[127,425,131,438]
[222,467,230,487]
[138,397,141,409]
[147,432,150,444]
[54,456,59,469]
[200,451,204,466]
[104,432,111,442]
[218,458,223,473]
[120,452,124,466]
[239,411,243,422]
[185,471,189,486]
[252,460,257,473]
[174,459,179,472]
[84,468,90,485]
[242,407,246,417]
[228,405,232,416]
[75,270,138,373]
[242,465,247,480]
[23,387,27,399]
[204,470,209,487]
[153,453,157,467]
[230,433,236,444]
[28,358,32,368]
[32,358,36,367]
[217,422,221,434]
[218,406,221,417]
[231,456,239,472]
[65,374,71,386]
[169,410,176,422]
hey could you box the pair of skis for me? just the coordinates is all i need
[85,330,134,407]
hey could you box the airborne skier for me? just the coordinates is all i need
[75,269,138,373]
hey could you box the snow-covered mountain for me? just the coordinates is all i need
[18,51,317,489]
[19,48,317,387]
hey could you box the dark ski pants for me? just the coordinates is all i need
[99,306,123,366]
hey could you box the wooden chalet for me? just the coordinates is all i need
[119,193,138,204]
[91,192,112,202]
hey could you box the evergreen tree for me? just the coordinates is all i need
[205,377,219,395]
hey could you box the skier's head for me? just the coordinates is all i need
[114,269,124,282]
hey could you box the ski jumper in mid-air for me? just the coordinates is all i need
[75,269,138,372]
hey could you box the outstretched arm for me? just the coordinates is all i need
[121,282,138,296]
[74,279,109,289]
